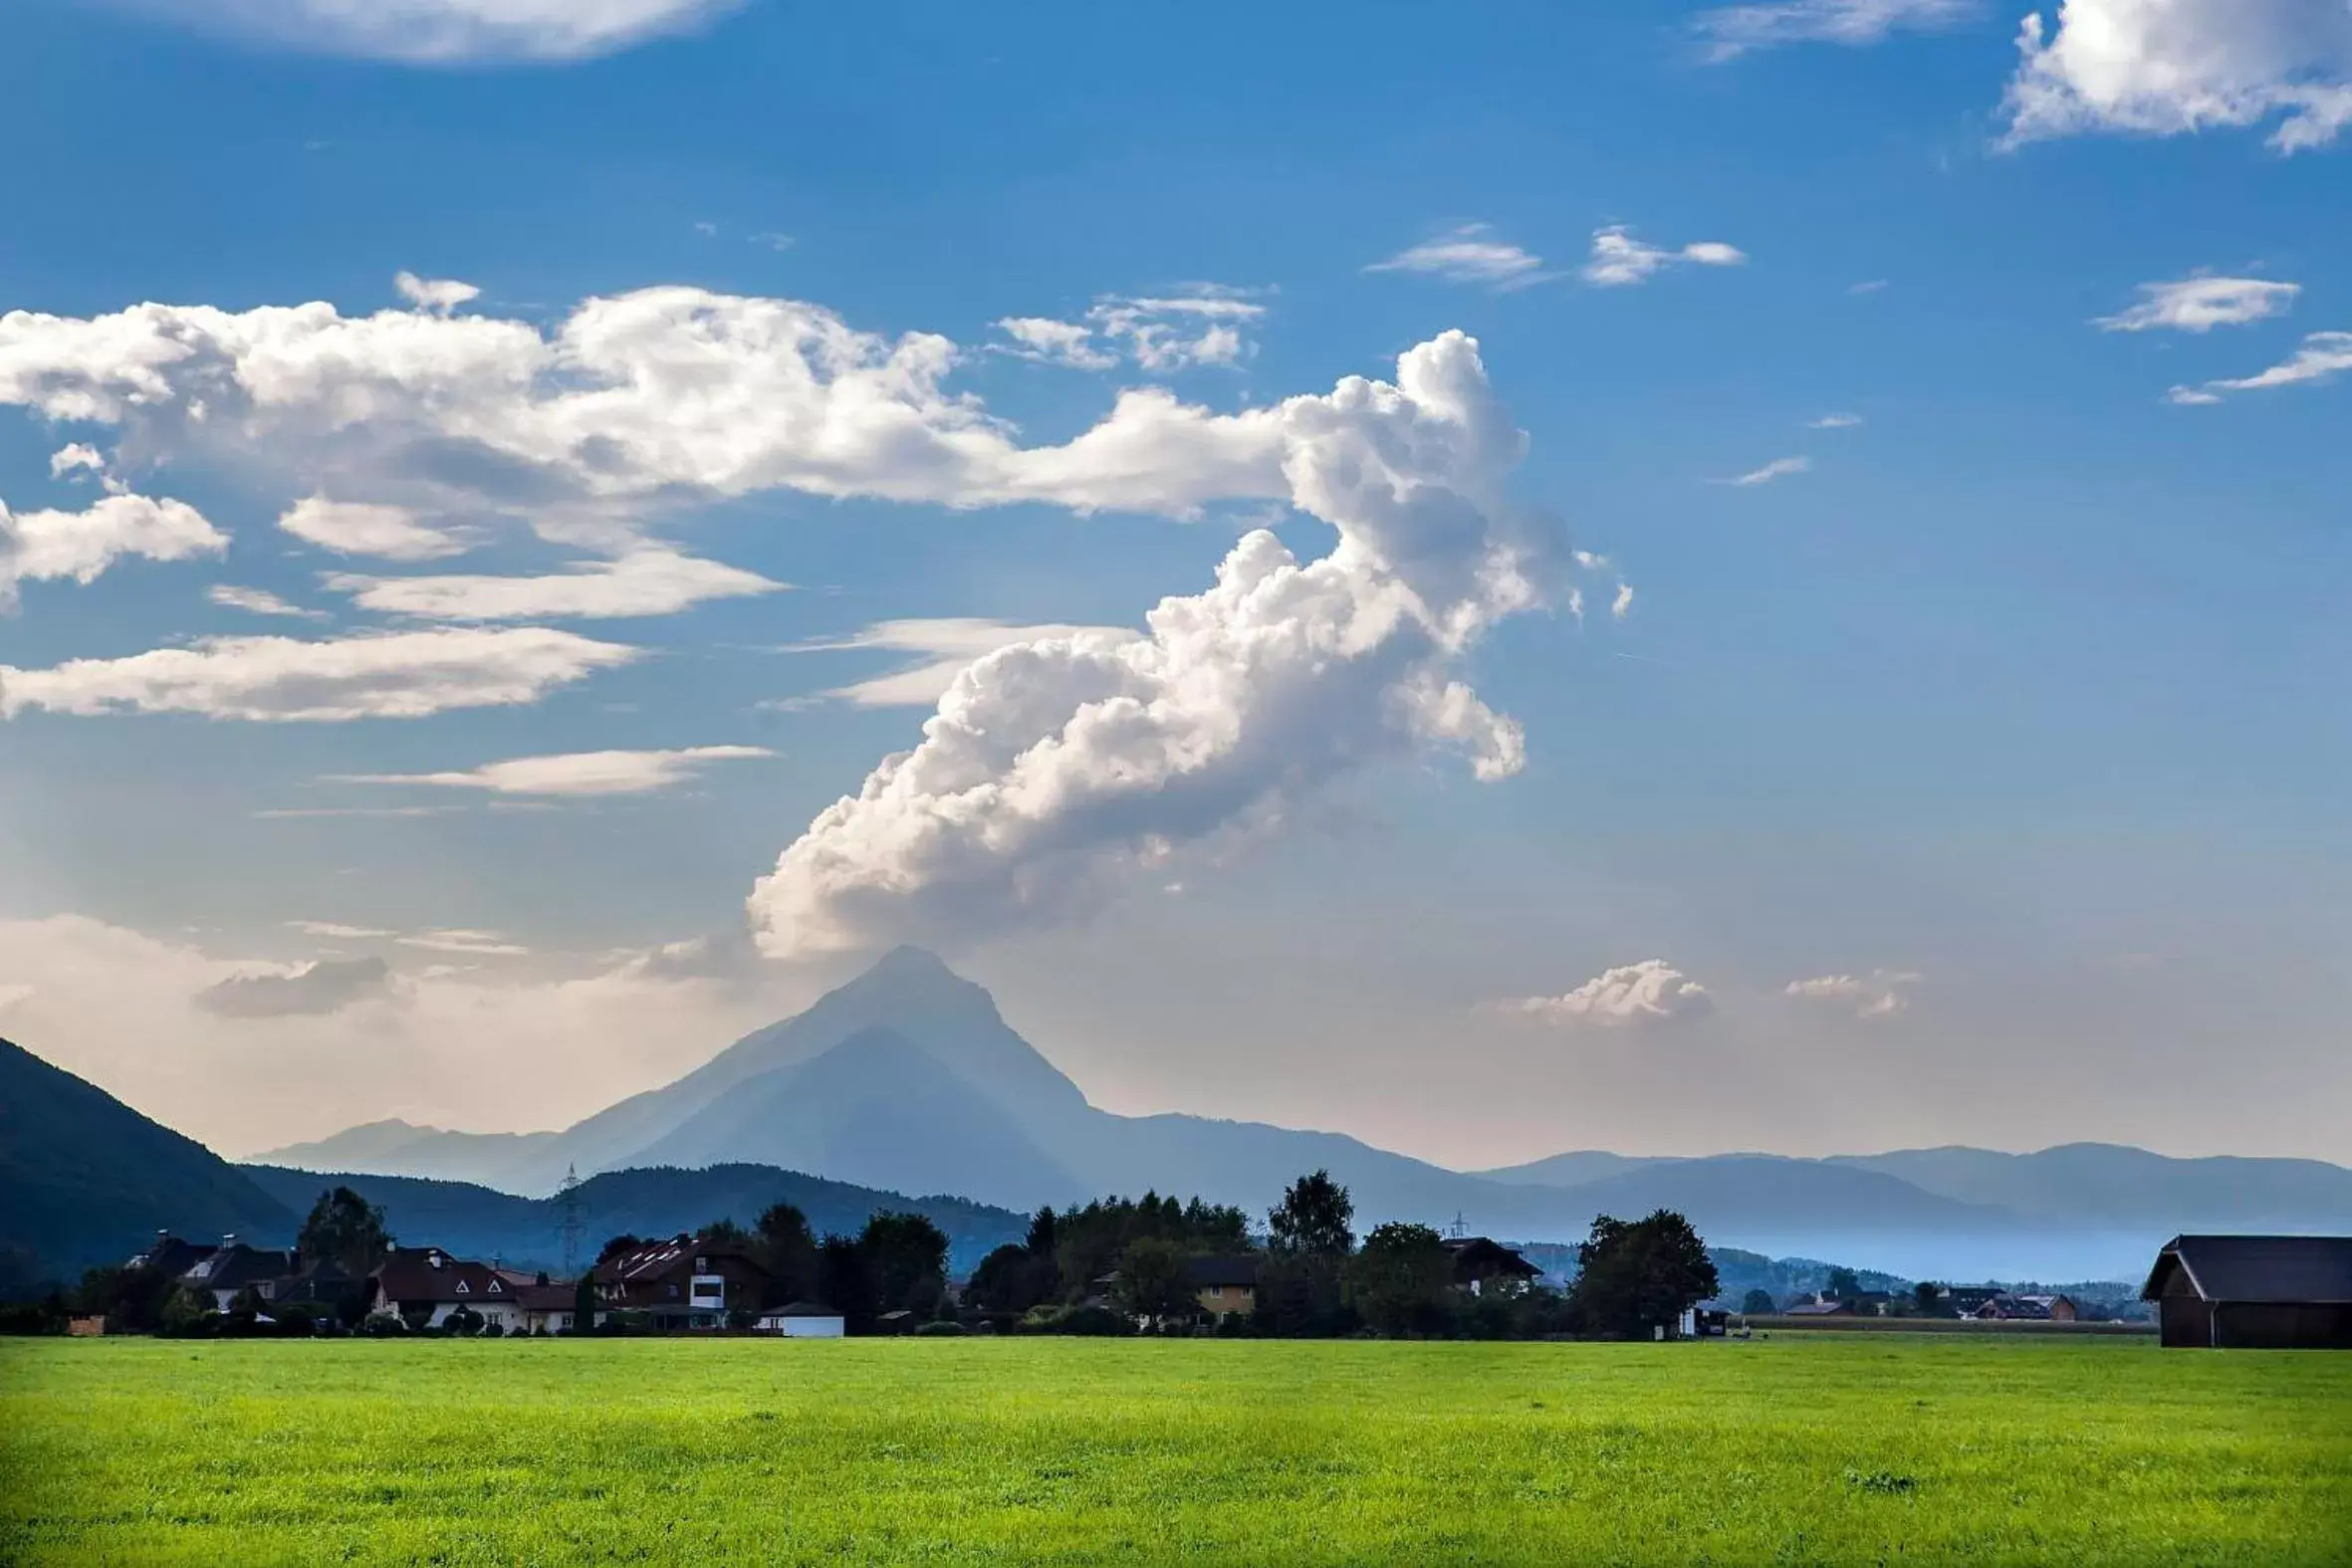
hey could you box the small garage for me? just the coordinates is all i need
[2141,1234,2352,1350]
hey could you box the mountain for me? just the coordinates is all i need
[262,949,2352,1283]
[1472,1151,1675,1188]
[240,1162,1028,1275]
[253,1120,560,1190]
[1830,1144,2352,1234]
[0,1036,296,1293]
[630,1025,1083,1209]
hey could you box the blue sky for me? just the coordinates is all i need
[2,0,2347,1167]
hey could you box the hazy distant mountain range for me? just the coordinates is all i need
[251,948,2352,1281]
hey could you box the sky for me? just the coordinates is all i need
[1,0,2348,1171]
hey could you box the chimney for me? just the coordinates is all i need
[429,1250,443,1269]
[222,1234,238,1250]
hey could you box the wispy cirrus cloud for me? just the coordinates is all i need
[993,291,1267,371]
[113,0,745,64]
[210,584,331,622]
[784,617,1142,708]
[1695,0,1980,62]
[1365,226,1553,290]
[0,626,639,723]
[1721,455,1812,486]
[2096,276,2301,333]
[1581,227,1747,288]
[326,547,784,621]
[328,745,776,798]
[2167,331,2352,405]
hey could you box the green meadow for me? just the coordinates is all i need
[2,1336,2346,1566]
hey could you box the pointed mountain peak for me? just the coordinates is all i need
[864,945,960,983]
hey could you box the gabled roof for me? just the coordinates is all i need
[593,1233,768,1288]
[1185,1255,1260,1289]
[181,1244,296,1293]
[764,1301,840,1318]
[2142,1235,2352,1304]
[128,1236,216,1276]
[511,1282,579,1311]
[1443,1236,1541,1275]
[371,1247,516,1305]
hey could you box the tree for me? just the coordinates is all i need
[859,1212,950,1316]
[1026,1206,1058,1258]
[1113,1238,1196,1325]
[1912,1280,1942,1315]
[572,1273,598,1332]
[1824,1266,1861,1304]
[1741,1288,1776,1316]
[593,1234,644,1267]
[1347,1223,1456,1337]
[966,1243,1056,1315]
[753,1204,818,1302]
[1269,1170,1354,1257]
[1567,1211,1720,1339]
[816,1235,876,1333]
[297,1186,391,1276]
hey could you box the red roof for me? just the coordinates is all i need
[371,1247,516,1305]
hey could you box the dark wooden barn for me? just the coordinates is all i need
[2140,1234,2352,1349]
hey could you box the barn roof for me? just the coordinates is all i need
[2141,1235,2352,1305]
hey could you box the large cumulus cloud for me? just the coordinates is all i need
[748,332,1569,957]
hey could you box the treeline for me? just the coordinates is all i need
[964,1171,1720,1341]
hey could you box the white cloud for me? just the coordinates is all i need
[396,929,530,957]
[1785,970,1921,1019]
[0,492,226,606]
[280,496,472,561]
[2169,331,2352,404]
[393,272,482,315]
[48,443,106,480]
[994,292,1267,372]
[2096,276,2302,333]
[993,318,1118,371]
[1848,279,1892,295]
[287,920,396,939]
[787,617,1143,708]
[326,546,783,620]
[0,914,793,1156]
[210,584,331,621]
[197,956,391,1017]
[0,626,638,722]
[1810,412,1865,429]
[1696,0,1979,59]
[1365,226,1552,290]
[1582,227,1749,288]
[0,286,1297,521]
[116,0,743,64]
[1724,455,1812,486]
[2004,0,2352,152]
[748,331,1565,958]
[1501,960,1715,1028]
[329,744,774,797]
[1610,580,1635,620]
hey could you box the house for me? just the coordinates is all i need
[1444,1237,1542,1297]
[126,1232,217,1278]
[1782,1299,1853,1317]
[369,1246,525,1331]
[1186,1255,1259,1320]
[1945,1286,2002,1317]
[1968,1293,2051,1322]
[756,1301,846,1338]
[270,1260,368,1320]
[2141,1234,2352,1350]
[513,1277,586,1335]
[179,1240,298,1312]
[593,1233,770,1330]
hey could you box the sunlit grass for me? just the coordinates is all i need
[3,1335,2346,1565]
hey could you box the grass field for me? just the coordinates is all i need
[3,1336,2347,1566]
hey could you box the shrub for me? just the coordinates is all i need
[913,1320,968,1337]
